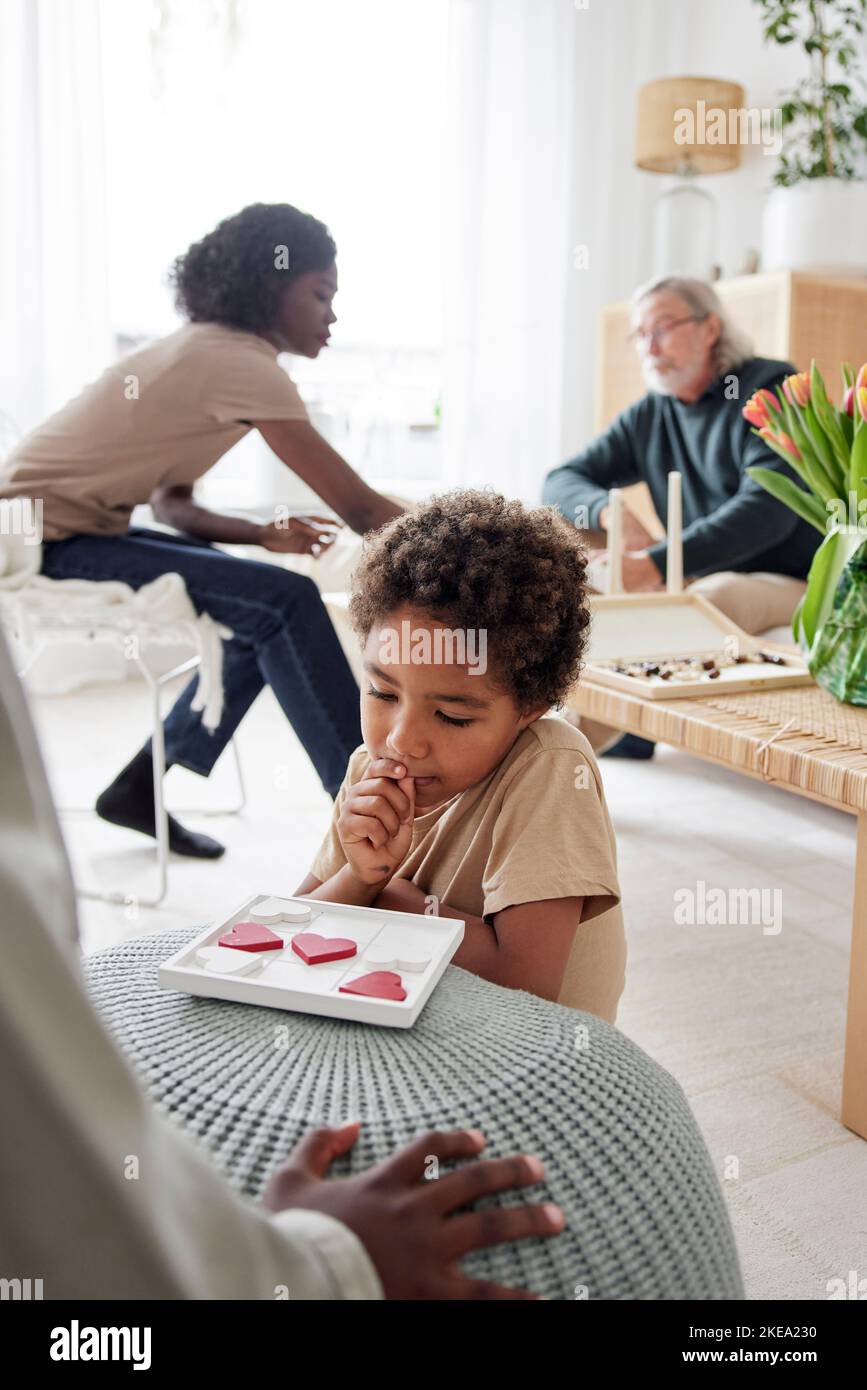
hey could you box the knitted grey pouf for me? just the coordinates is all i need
[83,929,744,1301]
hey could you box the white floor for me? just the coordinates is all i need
[30,671,866,1303]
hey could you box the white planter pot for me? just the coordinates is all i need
[762,179,867,274]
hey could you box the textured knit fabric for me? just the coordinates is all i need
[83,929,745,1301]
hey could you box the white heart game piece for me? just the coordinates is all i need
[197,945,267,976]
[364,943,431,973]
[249,897,313,926]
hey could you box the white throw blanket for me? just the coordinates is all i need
[0,510,232,731]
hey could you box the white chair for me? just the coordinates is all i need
[3,605,245,908]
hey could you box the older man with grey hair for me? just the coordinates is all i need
[542,275,819,756]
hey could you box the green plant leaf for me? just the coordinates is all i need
[750,422,820,492]
[746,465,828,533]
[851,416,867,504]
[808,359,830,407]
[803,398,846,491]
[778,394,838,501]
[759,0,867,184]
[809,360,852,481]
[798,525,867,652]
[842,411,855,450]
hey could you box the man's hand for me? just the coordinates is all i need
[262,1122,564,1299]
[599,502,655,552]
[337,757,416,886]
[586,547,664,593]
[621,549,665,591]
[259,513,342,556]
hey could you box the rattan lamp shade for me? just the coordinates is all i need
[636,77,746,175]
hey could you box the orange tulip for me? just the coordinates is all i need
[782,371,811,408]
[759,426,801,460]
[742,387,781,429]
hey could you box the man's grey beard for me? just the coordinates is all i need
[641,365,673,395]
[641,361,690,396]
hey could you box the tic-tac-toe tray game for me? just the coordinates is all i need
[159,893,465,1028]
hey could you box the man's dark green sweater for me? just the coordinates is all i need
[542,357,820,581]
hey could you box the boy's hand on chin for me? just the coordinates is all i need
[337,757,416,886]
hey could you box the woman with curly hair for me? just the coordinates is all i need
[0,204,402,858]
[295,489,626,1018]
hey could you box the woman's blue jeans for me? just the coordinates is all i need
[40,528,362,797]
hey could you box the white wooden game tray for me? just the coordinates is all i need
[584,592,813,699]
[159,893,465,1029]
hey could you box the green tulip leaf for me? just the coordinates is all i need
[798,526,867,652]
[746,464,828,533]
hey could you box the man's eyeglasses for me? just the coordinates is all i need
[628,313,707,347]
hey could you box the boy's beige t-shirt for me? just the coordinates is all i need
[0,323,309,541]
[311,714,627,1022]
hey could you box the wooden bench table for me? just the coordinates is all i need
[566,679,867,1140]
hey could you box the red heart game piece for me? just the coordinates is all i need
[291,932,358,965]
[339,971,406,1001]
[218,922,284,953]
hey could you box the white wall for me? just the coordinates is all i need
[560,0,809,459]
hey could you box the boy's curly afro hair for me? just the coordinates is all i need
[169,203,336,333]
[349,489,590,713]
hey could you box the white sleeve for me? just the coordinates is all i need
[0,637,382,1301]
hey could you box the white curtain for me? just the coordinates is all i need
[441,0,701,490]
[558,0,690,458]
[0,0,112,439]
[442,0,576,503]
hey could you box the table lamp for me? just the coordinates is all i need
[635,76,745,278]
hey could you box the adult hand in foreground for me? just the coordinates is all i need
[262,1122,565,1300]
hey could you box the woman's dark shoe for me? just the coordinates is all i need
[96,748,226,859]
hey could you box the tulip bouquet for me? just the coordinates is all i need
[743,362,867,667]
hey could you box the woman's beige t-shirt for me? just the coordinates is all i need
[0,323,309,541]
[311,714,627,1022]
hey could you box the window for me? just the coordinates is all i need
[99,0,447,498]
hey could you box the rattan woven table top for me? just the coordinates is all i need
[568,680,867,813]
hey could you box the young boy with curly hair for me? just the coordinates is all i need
[295,490,626,1021]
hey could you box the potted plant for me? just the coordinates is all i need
[743,363,867,701]
[755,0,867,272]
